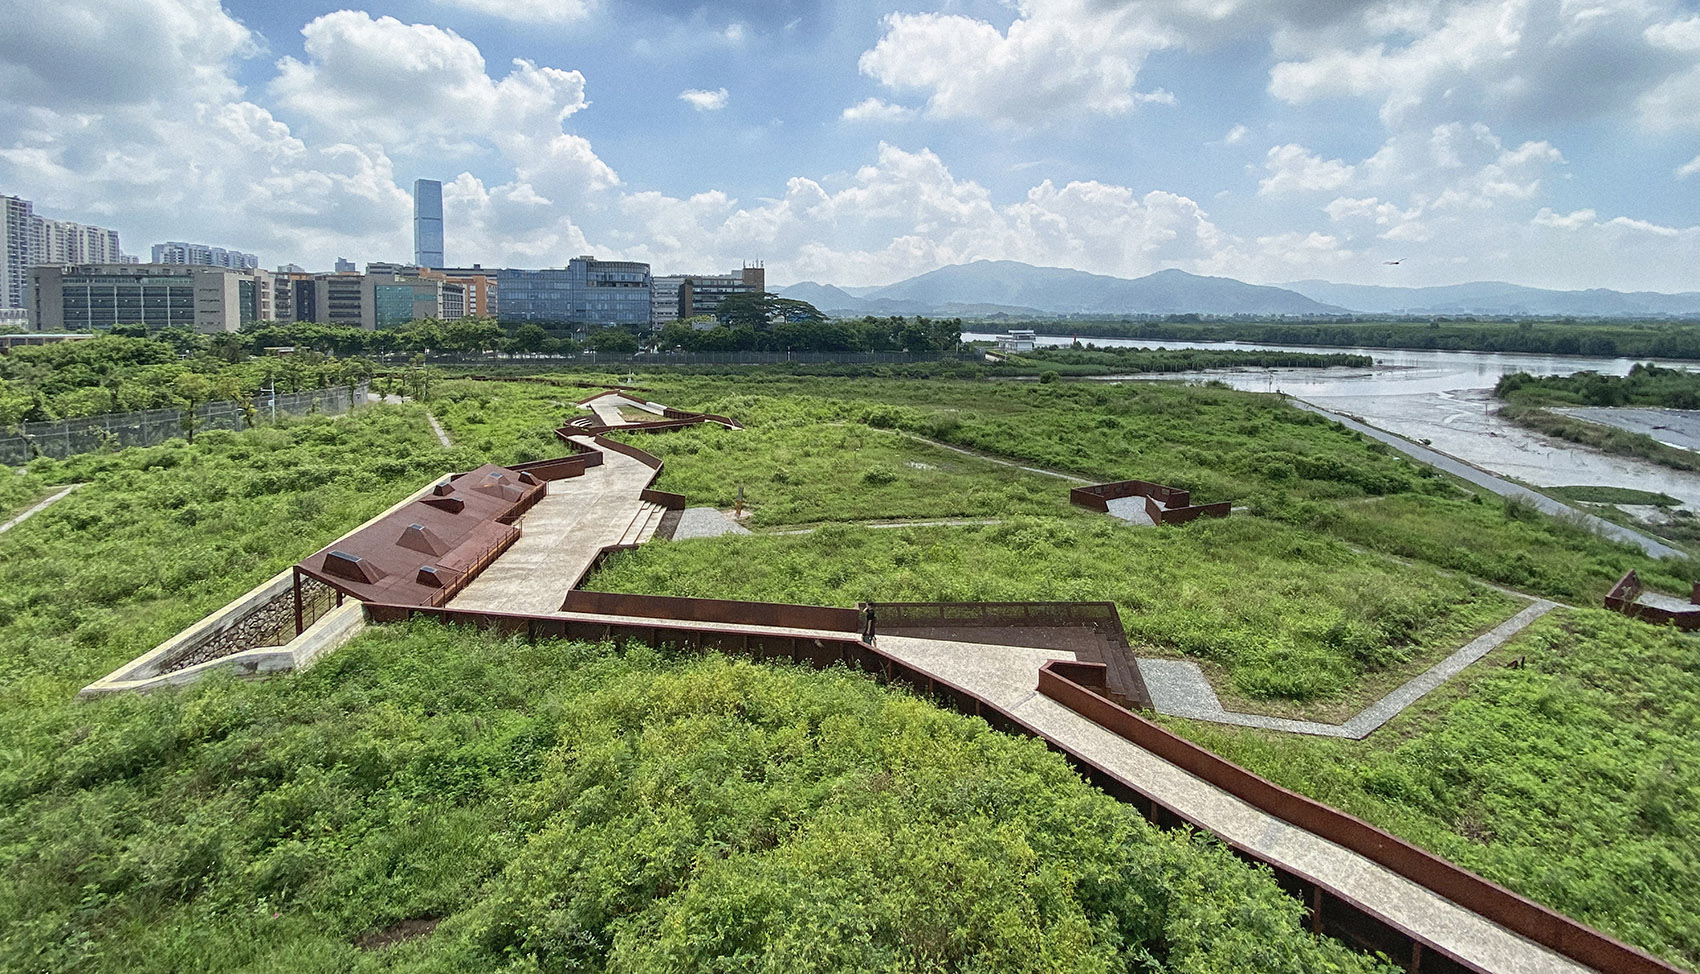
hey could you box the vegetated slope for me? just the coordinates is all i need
[587,519,1513,717]
[602,374,1690,604]
[1179,610,1700,971]
[0,626,1392,973]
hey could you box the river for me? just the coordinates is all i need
[964,332,1700,510]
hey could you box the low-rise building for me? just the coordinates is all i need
[497,256,651,332]
[28,263,263,333]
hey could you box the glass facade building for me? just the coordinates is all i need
[413,180,444,269]
[497,257,651,330]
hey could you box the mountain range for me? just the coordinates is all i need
[776,260,1700,318]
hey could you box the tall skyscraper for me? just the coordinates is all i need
[413,179,444,269]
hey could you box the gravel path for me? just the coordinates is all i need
[1138,599,1560,738]
[0,483,83,538]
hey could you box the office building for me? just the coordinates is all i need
[29,263,261,333]
[497,256,651,332]
[334,257,356,273]
[651,275,687,328]
[414,179,444,269]
[440,265,498,318]
[678,263,765,321]
[152,241,258,270]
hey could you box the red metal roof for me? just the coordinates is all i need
[297,463,544,606]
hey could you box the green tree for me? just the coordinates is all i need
[172,372,214,443]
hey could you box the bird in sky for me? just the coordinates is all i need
[1384,258,1405,265]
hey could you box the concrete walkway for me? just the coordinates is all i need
[1138,598,1559,738]
[448,437,658,615]
[425,412,452,448]
[1291,400,1684,559]
[0,483,82,538]
[583,391,664,428]
[873,633,1592,974]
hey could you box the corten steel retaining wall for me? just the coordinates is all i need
[661,407,742,429]
[639,488,687,510]
[1070,480,1232,526]
[874,600,1152,711]
[1036,661,1684,974]
[508,449,603,481]
[559,590,859,632]
[1604,569,1700,630]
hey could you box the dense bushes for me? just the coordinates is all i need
[0,623,1390,973]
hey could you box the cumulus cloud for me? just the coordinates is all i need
[1259,144,1355,194]
[0,0,255,108]
[1678,155,1700,179]
[609,142,1236,286]
[1269,0,1700,129]
[1223,124,1250,145]
[841,98,919,122]
[433,0,597,23]
[856,0,1177,125]
[678,87,729,111]
[270,12,590,149]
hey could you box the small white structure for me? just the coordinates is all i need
[995,329,1037,352]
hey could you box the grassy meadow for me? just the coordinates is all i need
[1,366,1694,969]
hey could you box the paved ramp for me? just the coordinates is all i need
[449,437,658,615]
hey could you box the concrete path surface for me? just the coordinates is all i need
[873,632,1592,974]
[449,437,658,614]
[1138,599,1559,738]
[1291,401,1684,560]
[0,483,83,538]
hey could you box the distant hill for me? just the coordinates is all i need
[775,260,1700,318]
[780,262,1341,316]
[1280,280,1700,317]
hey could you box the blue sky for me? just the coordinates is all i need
[2,0,1698,291]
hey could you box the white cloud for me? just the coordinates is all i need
[856,0,1177,125]
[610,142,1236,286]
[433,0,596,23]
[1678,155,1700,178]
[841,98,918,122]
[0,0,255,109]
[678,87,729,111]
[270,13,591,150]
[1269,0,1700,130]
[1223,124,1250,144]
[1258,144,1355,194]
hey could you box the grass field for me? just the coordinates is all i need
[3,368,1694,970]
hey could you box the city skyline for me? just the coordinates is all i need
[0,0,1697,292]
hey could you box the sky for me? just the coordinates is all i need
[1,0,1698,293]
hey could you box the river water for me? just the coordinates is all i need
[964,332,1700,509]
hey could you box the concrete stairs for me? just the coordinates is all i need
[616,500,669,545]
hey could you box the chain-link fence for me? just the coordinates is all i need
[0,383,368,465]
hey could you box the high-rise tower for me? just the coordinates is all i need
[413,179,444,269]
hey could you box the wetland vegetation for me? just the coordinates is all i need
[1,361,1693,970]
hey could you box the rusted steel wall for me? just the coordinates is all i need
[1035,662,1684,974]
[509,453,600,480]
[639,487,687,510]
[560,590,859,632]
[661,407,742,430]
[1158,500,1232,525]
[874,600,1122,629]
[1603,569,1700,630]
[590,434,665,472]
